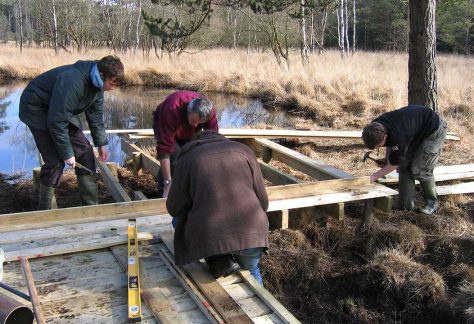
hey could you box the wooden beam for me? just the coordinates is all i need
[0,177,397,233]
[437,181,474,196]
[256,139,353,180]
[123,128,459,141]
[363,199,374,226]
[121,139,161,177]
[379,164,474,184]
[238,270,301,324]
[95,156,131,203]
[159,231,254,324]
[5,232,154,262]
[258,160,299,185]
[158,249,224,324]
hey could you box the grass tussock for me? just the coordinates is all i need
[454,282,474,324]
[369,249,447,304]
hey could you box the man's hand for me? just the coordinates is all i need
[64,156,76,168]
[98,145,108,162]
[375,158,388,168]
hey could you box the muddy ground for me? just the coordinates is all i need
[1,138,473,324]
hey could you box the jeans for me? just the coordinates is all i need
[232,247,264,285]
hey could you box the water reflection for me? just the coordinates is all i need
[0,85,294,175]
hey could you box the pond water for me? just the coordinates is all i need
[0,84,294,176]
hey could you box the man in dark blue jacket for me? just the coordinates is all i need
[362,105,447,215]
[19,56,124,209]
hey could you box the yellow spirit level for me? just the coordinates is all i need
[127,219,141,322]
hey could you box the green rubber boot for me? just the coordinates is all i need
[393,172,415,211]
[418,177,439,215]
[77,174,98,206]
[38,183,54,210]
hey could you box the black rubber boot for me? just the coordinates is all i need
[38,183,54,210]
[393,172,415,211]
[418,177,439,215]
[206,255,241,279]
[77,174,98,205]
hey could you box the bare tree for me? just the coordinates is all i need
[51,0,58,53]
[408,0,437,111]
[16,0,24,52]
[352,0,356,53]
[300,0,309,64]
[344,0,349,52]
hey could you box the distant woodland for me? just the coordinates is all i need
[0,0,472,62]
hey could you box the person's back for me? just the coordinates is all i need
[167,131,269,283]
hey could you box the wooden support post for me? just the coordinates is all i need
[19,257,46,324]
[374,196,393,213]
[132,152,142,174]
[262,146,272,163]
[364,199,374,226]
[32,167,41,190]
[320,202,345,221]
[267,209,289,230]
[106,162,118,179]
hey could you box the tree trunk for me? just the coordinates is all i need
[52,0,58,54]
[134,0,142,53]
[352,0,356,53]
[17,0,23,53]
[408,0,437,111]
[344,0,350,52]
[300,0,309,64]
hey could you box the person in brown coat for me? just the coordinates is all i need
[166,131,269,284]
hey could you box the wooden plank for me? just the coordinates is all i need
[436,181,474,196]
[267,177,370,200]
[4,232,154,262]
[159,231,253,324]
[379,171,474,184]
[122,138,161,177]
[0,215,170,244]
[238,270,301,324]
[110,245,185,324]
[363,199,374,225]
[258,160,299,185]
[161,248,253,323]
[268,184,397,212]
[0,198,168,233]
[256,138,353,180]
[320,202,345,221]
[0,178,397,233]
[127,128,460,141]
[159,249,223,324]
[95,154,131,202]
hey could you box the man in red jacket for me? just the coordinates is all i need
[152,91,219,197]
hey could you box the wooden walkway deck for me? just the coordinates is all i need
[1,217,300,323]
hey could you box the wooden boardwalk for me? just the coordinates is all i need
[1,217,299,323]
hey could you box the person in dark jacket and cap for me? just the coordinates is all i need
[19,55,124,209]
[362,105,447,215]
[166,130,269,285]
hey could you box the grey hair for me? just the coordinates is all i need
[187,97,213,122]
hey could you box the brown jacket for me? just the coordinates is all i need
[166,131,269,266]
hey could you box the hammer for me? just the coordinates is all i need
[75,161,99,176]
[362,151,378,163]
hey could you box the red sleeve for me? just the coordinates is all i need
[204,109,219,132]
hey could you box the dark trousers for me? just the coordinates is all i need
[29,124,96,187]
